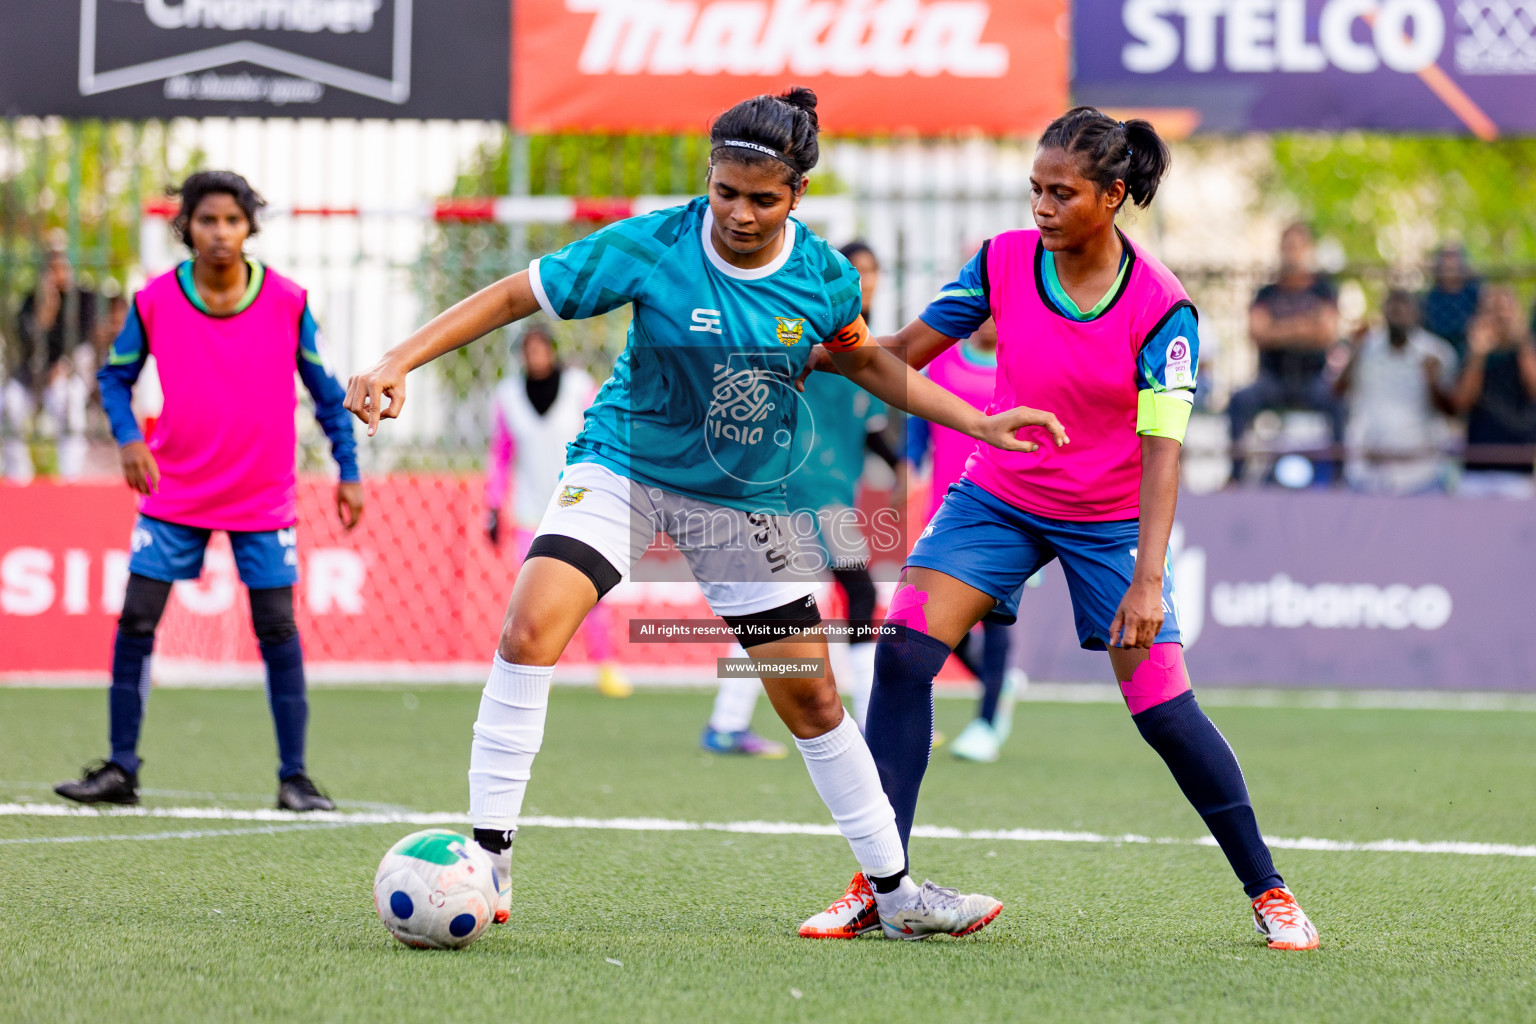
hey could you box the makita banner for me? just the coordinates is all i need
[1013,491,1535,690]
[0,0,508,118]
[512,0,1068,134]
[1072,0,1536,134]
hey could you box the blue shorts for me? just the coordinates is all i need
[128,516,299,590]
[906,479,1181,651]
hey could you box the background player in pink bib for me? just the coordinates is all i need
[55,171,362,812]
[801,108,1320,950]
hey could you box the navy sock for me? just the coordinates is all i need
[976,622,1011,724]
[108,631,155,775]
[1132,690,1283,898]
[261,637,309,779]
[866,625,953,853]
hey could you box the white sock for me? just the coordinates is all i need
[468,655,552,830]
[793,713,906,878]
[709,646,760,732]
[873,875,920,916]
[845,641,877,729]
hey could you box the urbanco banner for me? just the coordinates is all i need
[1072,0,1536,135]
[1012,491,1536,690]
[513,0,1069,134]
[0,0,509,119]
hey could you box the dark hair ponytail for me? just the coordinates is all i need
[709,86,821,183]
[1038,107,1171,211]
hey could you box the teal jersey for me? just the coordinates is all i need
[530,198,864,514]
[786,370,886,513]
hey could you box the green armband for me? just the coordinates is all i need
[1136,389,1194,443]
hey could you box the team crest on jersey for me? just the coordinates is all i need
[558,486,590,508]
[774,317,806,346]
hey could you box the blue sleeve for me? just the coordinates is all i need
[1137,303,1200,394]
[295,304,360,483]
[528,208,678,320]
[96,302,148,446]
[918,245,991,340]
[904,414,932,465]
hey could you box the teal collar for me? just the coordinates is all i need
[176,259,264,317]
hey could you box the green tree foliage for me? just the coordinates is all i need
[1264,133,1536,273]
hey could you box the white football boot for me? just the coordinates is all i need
[1251,886,1319,950]
[876,879,1004,940]
[475,833,515,924]
[950,718,1001,762]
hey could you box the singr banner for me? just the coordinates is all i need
[1072,0,1536,134]
[0,0,508,118]
[512,0,1068,134]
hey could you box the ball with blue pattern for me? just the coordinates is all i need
[373,829,498,950]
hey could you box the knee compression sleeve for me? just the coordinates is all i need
[249,586,298,647]
[119,574,172,637]
[1121,642,1190,715]
[722,595,821,647]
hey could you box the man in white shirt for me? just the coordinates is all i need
[1335,289,1458,494]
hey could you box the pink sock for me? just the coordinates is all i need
[1120,642,1190,715]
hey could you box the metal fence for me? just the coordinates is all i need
[3,116,1534,484]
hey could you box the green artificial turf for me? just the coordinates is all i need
[1,686,1533,1023]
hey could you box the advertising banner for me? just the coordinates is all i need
[1014,490,1535,690]
[512,0,1069,135]
[1072,0,1536,135]
[6,482,1528,689]
[0,0,509,119]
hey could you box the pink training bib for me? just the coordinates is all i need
[963,229,1189,521]
[923,343,996,521]
[135,265,308,532]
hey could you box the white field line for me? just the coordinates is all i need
[0,822,353,845]
[2,802,1533,859]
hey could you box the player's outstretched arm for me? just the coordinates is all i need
[828,342,1067,455]
[345,271,542,436]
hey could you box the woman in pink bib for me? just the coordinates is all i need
[800,108,1319,951]
[55,171,362,814]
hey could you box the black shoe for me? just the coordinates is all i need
[277,773,335,812]
[54,760,139,805]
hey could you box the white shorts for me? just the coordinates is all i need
[531,462,820,618]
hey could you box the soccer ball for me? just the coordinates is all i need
[373,829,498,949]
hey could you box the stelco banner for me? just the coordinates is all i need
[1072,0,1536,134]
[0,0,509,118]
[512,0,1069,134]
[2,481,1532,690]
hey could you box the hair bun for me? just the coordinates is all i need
[778,86,820,130]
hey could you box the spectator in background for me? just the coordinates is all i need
[1227,223,1343,484]
[483,323,631,699]
[1334,289,1457,495]
[4,246,96,481]
[1453,287,1536,498]
[1420,243,1480,359]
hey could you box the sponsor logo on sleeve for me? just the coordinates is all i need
[1166,336,1194,388]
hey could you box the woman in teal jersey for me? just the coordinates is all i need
[346,88,1064,939]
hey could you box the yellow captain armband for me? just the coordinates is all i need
[1136,389,1194,442]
